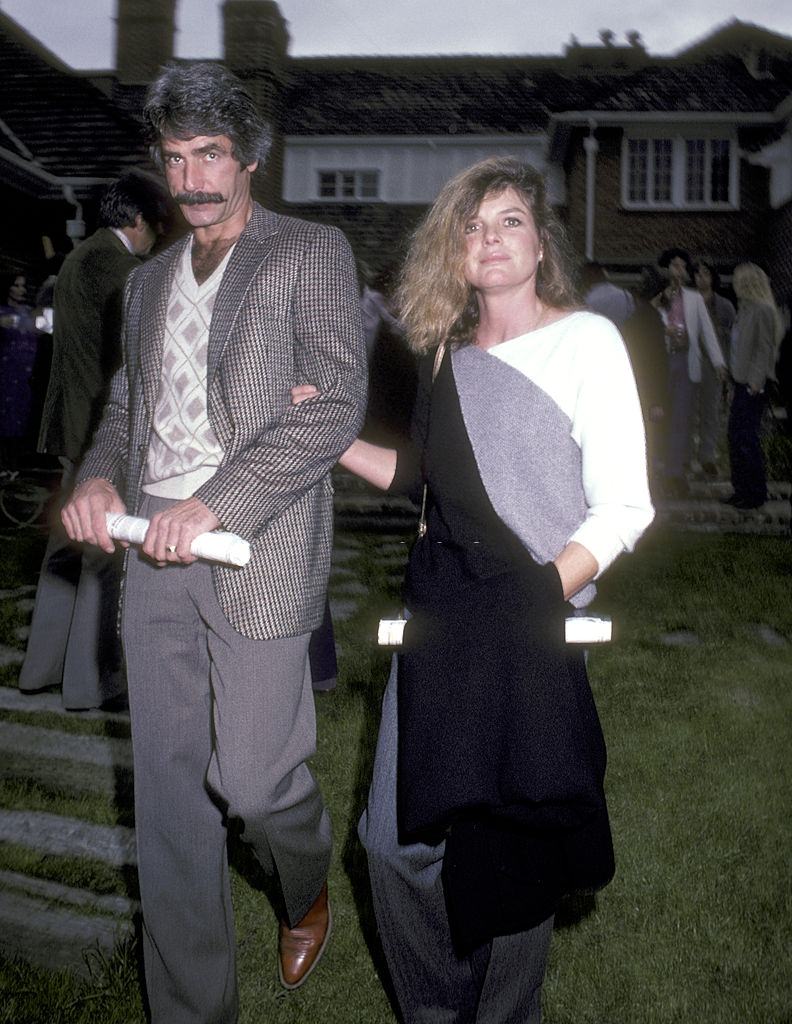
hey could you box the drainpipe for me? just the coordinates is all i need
[583,121,598,261]
[0,121,93,245]
[62,185,86,246]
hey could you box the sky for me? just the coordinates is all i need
[2,0,792,68]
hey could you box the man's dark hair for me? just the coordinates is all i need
[143,61,272,170]
[99,170,171,230]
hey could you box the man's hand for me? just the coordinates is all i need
[61,478,126,554]
[290,384,320,405]
[142,496,221,565]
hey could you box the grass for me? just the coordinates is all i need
[0,524,791,1022]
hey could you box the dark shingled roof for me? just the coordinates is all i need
[576,56,792,114]
[0,11,149,194]
[282,40,792,136]
[282,56,588,136]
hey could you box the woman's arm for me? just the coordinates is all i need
[339,438,397,491]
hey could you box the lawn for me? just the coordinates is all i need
[0,523,790,1023]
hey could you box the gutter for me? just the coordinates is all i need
[0,139,112,244]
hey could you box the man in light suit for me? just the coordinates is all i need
[62,62,367,1022]
[19,170,170,709]
[654,247,726,497]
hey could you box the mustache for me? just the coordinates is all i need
[174,191,225,206]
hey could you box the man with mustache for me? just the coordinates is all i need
[61,61,366,1023]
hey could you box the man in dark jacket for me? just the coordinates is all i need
[19,170,170,709]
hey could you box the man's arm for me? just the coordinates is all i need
[192,224,367,541]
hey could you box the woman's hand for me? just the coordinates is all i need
[291,384,320,405]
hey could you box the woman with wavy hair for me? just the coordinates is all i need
[723,262,784,509]
[294,156,653,1021]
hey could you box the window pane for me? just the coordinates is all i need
[318,172,336,198]
[339,173,354,198]
[359,171,379,198]
[710,139,730,202]
[686,139,705,202]
[627,139,648,202]
[653,139,672,202]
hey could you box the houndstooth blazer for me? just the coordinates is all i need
[78,203,367,639]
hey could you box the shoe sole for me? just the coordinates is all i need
[278,902,333,991]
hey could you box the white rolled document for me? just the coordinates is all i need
[105,513,251,567]
[377,615,612,646]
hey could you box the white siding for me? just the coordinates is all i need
[283,136,565,205]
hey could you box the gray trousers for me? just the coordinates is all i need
[122,495,331,1024]
[359,659,554,1024]
[19,460,124,709]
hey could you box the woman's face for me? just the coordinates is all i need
[462,187,542,296]
[9,276,27,305]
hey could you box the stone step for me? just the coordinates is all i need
[0,684,129,725]
[655,497,790,535]
[0,869,136,917]
[0,720,132,795]
[0,877,134,978]
[0,809,136,867]
[685,479,790,500]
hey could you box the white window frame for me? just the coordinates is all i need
[316,168,381,201]
[621,129,738,210]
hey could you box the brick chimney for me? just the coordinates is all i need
[222,0,289,207]
[115,0,177,84]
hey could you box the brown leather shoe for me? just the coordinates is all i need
[278,882,332,990]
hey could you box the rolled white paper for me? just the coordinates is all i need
[105,513,251,567]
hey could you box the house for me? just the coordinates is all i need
[0,10,152,279]
[2,0,791,300]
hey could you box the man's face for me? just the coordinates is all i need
[160,134,257,234]
[130,217,158,256]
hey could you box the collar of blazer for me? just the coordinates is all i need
[137,202,282,412]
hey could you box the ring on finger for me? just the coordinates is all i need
[166,544,177,553]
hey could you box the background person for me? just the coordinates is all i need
[294,157,653,1023]
[653,247,726,497]
[19,170,171,709]
[581,260,635,326]
[722,262,783,510]
[0,273,40,467]
[620,266,669,493]
[692,258,736,477]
